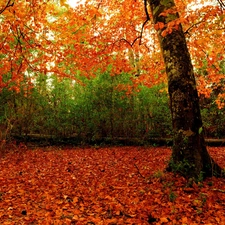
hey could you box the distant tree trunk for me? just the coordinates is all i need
[148,0,223,179]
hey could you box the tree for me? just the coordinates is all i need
[147,0,223,179]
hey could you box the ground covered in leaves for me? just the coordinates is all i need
[0,145,225,225]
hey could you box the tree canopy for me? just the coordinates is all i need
[0,0,224,107]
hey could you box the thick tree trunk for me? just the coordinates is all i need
[148,0,223,179]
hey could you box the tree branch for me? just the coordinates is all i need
[217,0,225,9]
[184,21,204,35]
[111,0,151,49]
[139,0,151,45]
[0,0,14,15]
[134,163,145,179]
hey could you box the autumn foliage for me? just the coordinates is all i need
[0,0,224,106]
[1,0,225,224]
[0,145,225,224]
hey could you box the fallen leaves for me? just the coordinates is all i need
[0,146,224,224]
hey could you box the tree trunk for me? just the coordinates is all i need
[148,0,223,179]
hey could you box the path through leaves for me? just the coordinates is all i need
[0,145,225,224]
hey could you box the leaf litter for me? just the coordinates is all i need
[0,145,224,224]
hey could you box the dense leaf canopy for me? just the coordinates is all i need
[0,0,224,106]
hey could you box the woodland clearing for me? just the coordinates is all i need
[0,145,225,224]
[1,1,225,224]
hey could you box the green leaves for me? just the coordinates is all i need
[161,0,171,6]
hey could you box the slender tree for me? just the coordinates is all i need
[147,0,223,179]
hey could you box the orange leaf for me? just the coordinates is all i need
[154,22,165,30]
[161,29,168,37]
[182,217,188,223]
[160,217,169,222]
[73,196,79,203]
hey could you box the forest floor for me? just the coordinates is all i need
[0,144,225,225]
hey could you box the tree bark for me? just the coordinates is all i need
[148,0,223,179]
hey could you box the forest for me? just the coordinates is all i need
[0,0,225,143]
[0,0,225,224]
